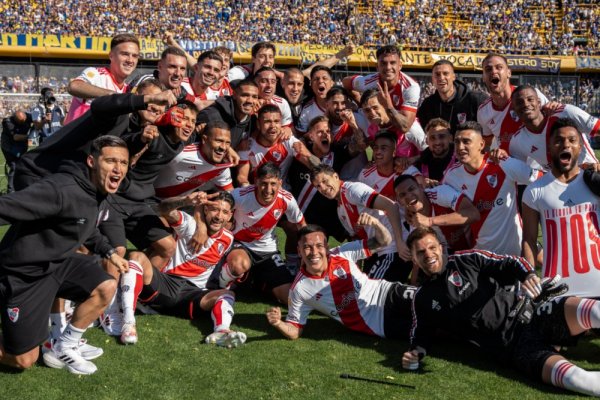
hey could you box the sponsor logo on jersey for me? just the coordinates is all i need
[530,145,538,153]
[333,267,348,280]
[457,113,467,125]
[448,271,463,287]
[431,299,441,311]
[486,174,498,189]
[7,307,19,323]
[76,218,87,225]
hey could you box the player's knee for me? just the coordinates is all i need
[153,236,176,259]
[14,350,38,369]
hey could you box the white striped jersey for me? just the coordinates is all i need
[350,71,420,113]
[231,185,304,253]
[162,211,234,288]
[153,143,233,198]
[239,136,302,181]
[180,78,228,101]
[296,99,325,133]
[264,95,293,127]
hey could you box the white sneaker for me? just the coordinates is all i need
[100,311,123,336]
[205,330,247,348]
[42,339,103,361]
[42,343,98,375]
[120,323,138,345]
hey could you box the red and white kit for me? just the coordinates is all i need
[163,211,235,288]
[154,143,233,198]
[477,86,548,150]
[509,105,600,170]
[231,186,304,253]
[523,172,600,297]
[296,99,325,133]
[263,95,293,127]
[180,78,229,101]
[238,136,302,180]
[443,157,541,255]
[227,65,252,82]
[64,67,128,124]
[349,71,420,113]
[285,240,393,337]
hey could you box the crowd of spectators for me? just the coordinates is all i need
[0,0,599,55]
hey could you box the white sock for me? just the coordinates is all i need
[49,312,66,341]
[57,323,85,349]
[120,261,144,324]
[211,294,235,332]
[218,263,238,289]
[551,359,600,396]
[576,299,600,330]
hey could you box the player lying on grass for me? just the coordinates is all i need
[266,214,416,340]
[117,190,250,348]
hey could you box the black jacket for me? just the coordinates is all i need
[197,96,252,149]
[409,250,534,357]
[418,80,488,135]
[15,93,147,187]
[0,162,113,272]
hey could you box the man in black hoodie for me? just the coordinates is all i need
[0,136,129,375]
[418,60,488,136]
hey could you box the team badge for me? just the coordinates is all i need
[510,110,519,122]
[217,243,224,254]
[86,71,96,79]
[448,271,463,287]
[7,307,19,323]
[332,267,348,280]
[272,151,282,161]
[273,209,282,219]
[97,209,110,226]
[486,174,498,188]
[457,113,467,124]
[122,285,130,293]
[392,95,400,107]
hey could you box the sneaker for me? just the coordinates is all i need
[100,311,123,336]
[120,323,138,345]
[205,330,247,348]
[42,344,98,375]
[42,339,103,361]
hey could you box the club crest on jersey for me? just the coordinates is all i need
[392,95,400,107]
[97,209,110,226]
[448,271,463,287]
[7,307,19,323]
[486,174,498,188]
[272,151,282,161]
[332,267,348,280]
[510,110,519,122]
[457,113,467,124]
[217,243,225,254]
[273,209,282,219]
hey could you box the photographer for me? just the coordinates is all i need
[30,88,65,144]
[1,110,31,193]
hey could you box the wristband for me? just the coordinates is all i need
[104,248,117,260]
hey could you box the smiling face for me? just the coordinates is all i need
[482,55,512,96]
[377,53,401,85]
[311,70,334,101]
[432,64,456,100]
[194,58,222,88]
[362,96,389,126]
[109,42,140,82]
[411,233,445,276]
[426,126,452,158]
[88,145,129,194]
[157,54,187,89]
[202,128,231,164]
[283,72,304,105]
[326,93,347,125]
[311,171,341,200]
[256,70,277,100]
[511,87,542,125]
[255,174,282,205]
[234,84,259,116]
[203,199,233,235]
[372,136,395,168]
[253,48,275,71]
[170,107,197,142]
[298,231,329,275]
[395,178,427,213]
[549,126,581,174]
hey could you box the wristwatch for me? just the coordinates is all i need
[104,248,118,259]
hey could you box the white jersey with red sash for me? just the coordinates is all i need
[180,79,221,101]
[232,186,304,253]
[264,95,293,127]
[477,86,548,151]
[211,78,233,97]
[330,112,369,143]
[65,67,128,124]
[295,152,335,213]
[358,164,398,200]
[508,105,600,170]
[239,136,301,181]
[153,143,233,198]
[286,239,393,337]
[296,99,325,133]
[443,157,541,255]
[523,172,600,297]
[162,211,234,289]
[350,71,420,113]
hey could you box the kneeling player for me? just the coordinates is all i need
[118,191,250,347]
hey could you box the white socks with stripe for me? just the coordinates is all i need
[120,261,145,324]
[49,312,67,341]
[576,298,600,330]
[551,360,600,396]
[218,263,238,289]
[211,294,235,332]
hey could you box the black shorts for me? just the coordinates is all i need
[0,254,113,355]
[138,268,209,320]
[363,252,413,283]
[383,283,416,340]
[233,243,295,294]
[100,195,171,250]
[510,297,581,379]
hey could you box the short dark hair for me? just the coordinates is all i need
[374,130,397,146]
[406,226,441,250]
[310,163,336,182]
[297,224,329,242]
[197,50,223,65]
[393,173,419,190]
[257,104,281,119]
[41,87,53,97]
[308,115,329,131]
[204,121,231,137]
[90,135,128,158]
[455,121,483,136]
[482,52,509,68]
[549,117,583,139]
[211,190,235,209]
[511,85,537,100]
[110,33,139,50]
[376,45,401,60]
[160,46,187,61]
[235,78,259,91]
[212,46,233,59]
[251,42,276,58]
[359,88,380,107]
[326,86,348,101]
[432,59,454,70]
[254,66,277,79]
[425,118,451,133]
[256,162,282,180]
[310,65,333,80]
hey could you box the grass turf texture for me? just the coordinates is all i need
[0,152,598,399]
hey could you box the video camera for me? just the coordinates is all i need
[40,87,56,107]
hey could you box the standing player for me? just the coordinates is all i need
[132,46,188,93]
[254,67,294,130]
[522,118,600,298]
[230,163,306,304]
[180,51,223,109]
[443,122,541,255]
[118,191,248,347]
[228,42,276,84]
[265,219,415,340]
[508,85,599,170]
[65,34,140,124]
[295,66,335,134]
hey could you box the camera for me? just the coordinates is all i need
[40,87,56,106]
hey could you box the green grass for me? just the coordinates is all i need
[0,152,598,399]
